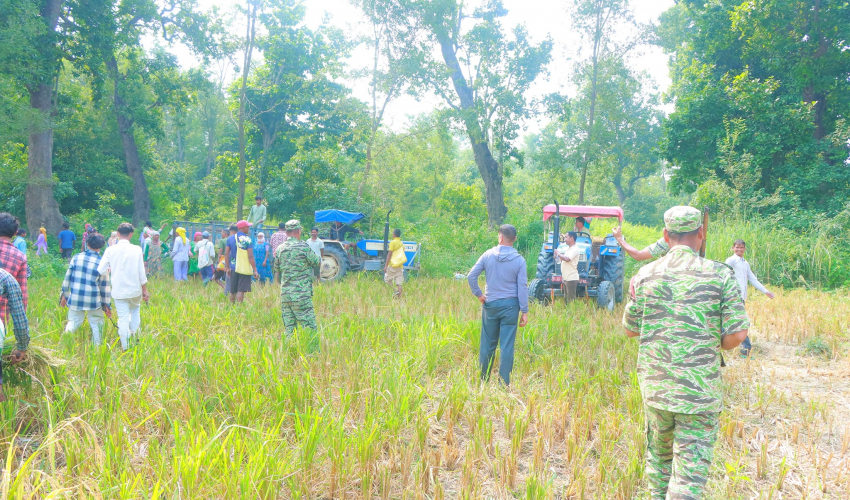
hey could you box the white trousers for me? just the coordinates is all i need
[65,307,105,345]
[114,296,142,350]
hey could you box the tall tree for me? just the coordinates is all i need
[0,0,66,234]
[72,0,217,225]
[571,0,643,204]
[658,0,850,216]
[236,0,261,220]
[353,0,418,201]
[378,0,551,226]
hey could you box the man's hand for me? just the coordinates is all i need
[103,305,113,319]
[253,271,259,280]
[9,349,27,365]
[142,291,150,303]
[478,295,486,305]
[60,296,68,308]
[766,291,776,299]
[519,313,528,327]
[226,268,232,278]
[612,226,624,242]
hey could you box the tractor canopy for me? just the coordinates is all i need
[315,209,366,224]
[542,205,624,222]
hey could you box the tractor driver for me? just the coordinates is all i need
[574,217,589,234]
[330,221,363,250]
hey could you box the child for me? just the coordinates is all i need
[725,239,775,357]
[61,233,112,345]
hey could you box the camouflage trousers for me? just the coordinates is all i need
[281,299,317,337]
[644,404,719,500]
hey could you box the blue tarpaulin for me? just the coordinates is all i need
[315,209,366,224]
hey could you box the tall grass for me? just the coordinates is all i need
[2,276,848,498]
[415,214,850,289]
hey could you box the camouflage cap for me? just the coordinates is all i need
[285,219,302,231]
[664,206,702,233]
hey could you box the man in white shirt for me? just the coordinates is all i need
[306,227,324,282]
[97,223,149,351]
[555,231,581,303]
[725,239,775,357]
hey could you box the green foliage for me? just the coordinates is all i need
[0,143,27,218]
[67,192,126,235]
[798,337,832,359]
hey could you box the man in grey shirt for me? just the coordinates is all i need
[467,224,529,385]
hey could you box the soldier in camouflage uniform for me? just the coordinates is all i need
[272,220,321,338]
[623,206,750,499]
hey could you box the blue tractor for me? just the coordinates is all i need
[314,209,422,282]
[527,202,626,310]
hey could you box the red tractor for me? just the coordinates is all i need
[528,202,625,310]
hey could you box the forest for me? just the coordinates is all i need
[1,0,849,282]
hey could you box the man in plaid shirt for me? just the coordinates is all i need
[60,233,112,345]
[0,268,30,401]
[0,213,27,322]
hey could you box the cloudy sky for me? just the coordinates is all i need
[173,0,675,132]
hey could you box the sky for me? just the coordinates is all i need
[172,0,676,133]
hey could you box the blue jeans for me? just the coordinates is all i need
[740,335,752,355]
[200,265,214,283]
[479,298,520,385]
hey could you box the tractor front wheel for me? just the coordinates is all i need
[321,245,350,282]
[597,281,615,311]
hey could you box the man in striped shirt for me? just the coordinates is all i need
[0,213,27,321]
[0,268,30,402]
[60,233,112,345]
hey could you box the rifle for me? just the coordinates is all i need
[699,207,709,258]
[698,207,726,366]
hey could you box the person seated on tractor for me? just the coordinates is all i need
[330,221,363,250]
[555,231,581,304]
[574,217,590,235]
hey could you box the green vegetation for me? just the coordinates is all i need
[1,277,847,498]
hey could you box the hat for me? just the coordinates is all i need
[285,219,302,231]
[236,220,252,229]
[664,206,702,233]
[202,231,210,238]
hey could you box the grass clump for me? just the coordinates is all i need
[797,336,833,359]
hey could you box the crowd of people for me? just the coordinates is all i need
[0,204,777,498]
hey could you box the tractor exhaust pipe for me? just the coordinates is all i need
[383,209,393,255]
[552,200,560,251]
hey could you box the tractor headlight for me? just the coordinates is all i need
[606,236,617,247]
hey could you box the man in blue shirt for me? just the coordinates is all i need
[58,223,76,260]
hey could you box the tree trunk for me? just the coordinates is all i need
[204,125,216,176]
[237,1,258,220]
[358,142,373,202]
[117,115,152,225]
[108,57,151,226]
[803,86,827,140]
[26,84,65,236]
[25,0,65,238]
[612,173,626,206]
[437,37,507,227]
[579,8,603,205]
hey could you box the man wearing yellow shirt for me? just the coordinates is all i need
[384,229,407,299]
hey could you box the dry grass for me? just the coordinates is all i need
[0,277,847,499]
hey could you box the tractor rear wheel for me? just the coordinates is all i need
[536,245,554,279]
[597,281,615,311]
[528,278,547,304]
[601,249,625,303]
[321,245,350,282]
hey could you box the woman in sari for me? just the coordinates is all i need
[188,231,202,277]
[144,232,168,276]
[36,227,48,256]
[254,232,273,284]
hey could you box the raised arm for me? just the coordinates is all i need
[613,227,654,261]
